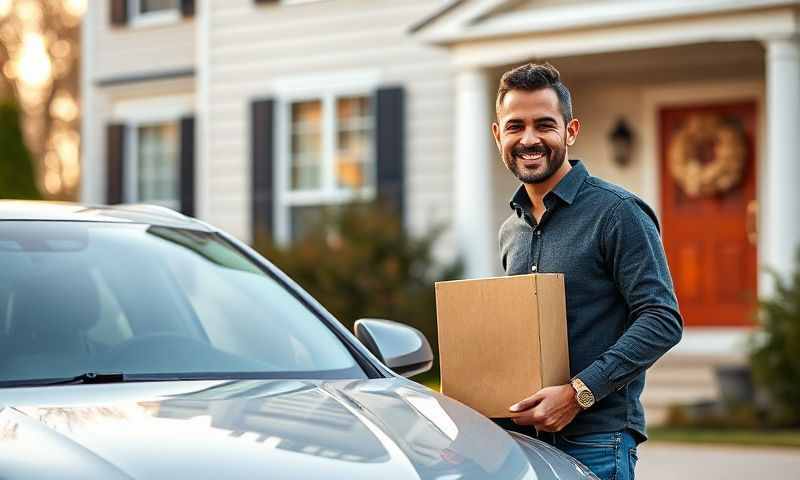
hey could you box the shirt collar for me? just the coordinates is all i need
[508,160,588,216]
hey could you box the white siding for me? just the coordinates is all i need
[82,1,197,205]
[89,1,195,80]
[205,0,455,248]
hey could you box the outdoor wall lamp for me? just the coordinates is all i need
[609,118,634,167]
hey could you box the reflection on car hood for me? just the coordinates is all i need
[0,377,590,479]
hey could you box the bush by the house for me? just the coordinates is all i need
[254,202,461,367]
[749,247,800,427]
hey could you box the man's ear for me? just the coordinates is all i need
[566,118,581,146]
[491,122,502,152]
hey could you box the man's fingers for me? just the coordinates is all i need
[511,414,536,426]
[511,406,546,427]
[509,393,544,412]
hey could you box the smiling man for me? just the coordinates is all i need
[493,63,683,480]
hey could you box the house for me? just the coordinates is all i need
[80,0,800,422]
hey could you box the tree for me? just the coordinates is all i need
[0,0,83,199]
[255,202,461,366]
[0,99,39,198]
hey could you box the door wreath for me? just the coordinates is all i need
[667,113,746,198]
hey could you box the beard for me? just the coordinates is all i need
[504,142,567,184]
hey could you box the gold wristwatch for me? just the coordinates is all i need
[571,377,595,409]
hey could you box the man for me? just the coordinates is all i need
[493,63,683,480]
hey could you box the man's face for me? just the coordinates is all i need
[492,88,580,184]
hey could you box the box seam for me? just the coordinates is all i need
[535,275,545,388]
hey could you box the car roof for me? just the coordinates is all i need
[0,201,214,231]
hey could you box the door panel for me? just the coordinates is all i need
[659,102,758,327]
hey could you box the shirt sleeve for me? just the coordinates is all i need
[576,197,683,403]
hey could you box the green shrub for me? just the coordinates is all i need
[749,248,800,427]
[0,100,41,200]
[254,202,461,366]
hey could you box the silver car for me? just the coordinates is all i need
[0,201,597,479]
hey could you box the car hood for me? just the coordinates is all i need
[0,377,589,479]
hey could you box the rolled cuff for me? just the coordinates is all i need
[576,363,614,404]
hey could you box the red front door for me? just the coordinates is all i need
[659,102,758,327]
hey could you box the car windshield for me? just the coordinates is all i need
[0,221,365,383]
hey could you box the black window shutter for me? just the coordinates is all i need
[180,0,195,17]
[374,86,405,221]
[106,123,126,204]
[110,0,128,26]
[179,116,195,217]
[251,99,275,245]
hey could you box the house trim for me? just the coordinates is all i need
[80,5,97,204]
[413,0,800,45]
[96,68,196,88]
[196,0,210,221]
[407,0,466,34]
[447,7,798,68]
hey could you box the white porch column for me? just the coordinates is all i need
[454,68,495,278]
[762,35,800,294]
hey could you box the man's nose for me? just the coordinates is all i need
[519,127,541,146]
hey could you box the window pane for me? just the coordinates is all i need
[290,101,322,190]
[137,122,179,209]
[337,97,370,124]
[140,0,179,14]
[336,97,373,190]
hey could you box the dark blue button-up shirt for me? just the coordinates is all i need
[498,160,683,442]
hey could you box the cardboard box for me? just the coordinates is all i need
[434,274,570,418]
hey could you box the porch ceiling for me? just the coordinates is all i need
[487,41,765,86]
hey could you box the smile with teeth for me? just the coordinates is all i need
[517,152,546,161]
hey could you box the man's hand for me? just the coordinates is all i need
[509,384,582,432]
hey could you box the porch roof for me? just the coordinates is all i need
[410,0,799,68]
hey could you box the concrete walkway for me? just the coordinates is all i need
[637,442,800,479]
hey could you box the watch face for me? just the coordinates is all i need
[578,390,594,407]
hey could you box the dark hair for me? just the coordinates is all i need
[496,62,573,123]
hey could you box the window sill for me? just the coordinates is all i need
[128,10,183,30]
[283,187,377,206]
[280,0,331,6]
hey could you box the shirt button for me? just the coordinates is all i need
[536,230,542,236]
[531,265,538,272]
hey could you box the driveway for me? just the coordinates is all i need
[638,442,800,479]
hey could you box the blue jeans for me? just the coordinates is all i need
[536,430,638,480]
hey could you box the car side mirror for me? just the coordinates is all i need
[354,319,433,378]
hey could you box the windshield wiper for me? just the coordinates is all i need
[0,372,127,388]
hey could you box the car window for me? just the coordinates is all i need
[85,268,134,347]
[0,287,10,335]
[0,221,365,383]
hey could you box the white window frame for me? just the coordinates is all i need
[272,70,381,245]
[112,95,193,210]
[128,0,182,29]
